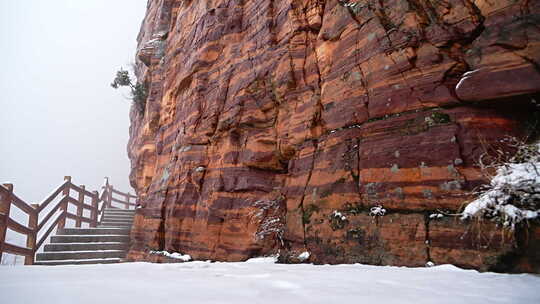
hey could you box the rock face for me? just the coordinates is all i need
[126,0,540,272]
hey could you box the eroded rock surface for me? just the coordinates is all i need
[126,0,540,272]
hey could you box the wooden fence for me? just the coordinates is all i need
[0,176,137,265]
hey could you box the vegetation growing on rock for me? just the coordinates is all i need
[111,68,147,114]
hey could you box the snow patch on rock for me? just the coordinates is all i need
[331,210,347,221]
[297,251,310,262]
[150,250,192,262]
[369,205,386,216]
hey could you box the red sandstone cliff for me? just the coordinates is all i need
[126,0,540,272]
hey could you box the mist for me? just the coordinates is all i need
[0,0,148,203]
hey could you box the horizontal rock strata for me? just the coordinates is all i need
[126,0,540,272]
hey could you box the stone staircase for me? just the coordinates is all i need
[35,208,135,265]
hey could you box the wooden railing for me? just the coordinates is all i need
[0,176,137,265]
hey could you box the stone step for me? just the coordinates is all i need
[98,226,132,230]
[99,221,132,225]
[36,250,126,261]
[103,209,136,214]
[106,213,133,217]
[57,228,131,235]
[32,207,136,266]
[103,210,135,214]
[105,206,130,210]
[99,218,133,223]
[100,220,132,224]
[102,214,135,218]
[44,242,128,252]
[103,212,135,216]
[50,235,130,243]
[99,223,132,228]
[101,215,134,220]
[34,258,121,266]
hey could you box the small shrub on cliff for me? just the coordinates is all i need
[111,68,147,114]
[462,138,540,229]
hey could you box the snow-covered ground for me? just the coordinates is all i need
[1,258,539,304]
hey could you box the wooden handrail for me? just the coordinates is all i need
[2,242,32,257]
[35,181,69,213]
[0,177,137,265]
[65,196,98,212]
[111,187,137,199]
[11,194,37,216]
[66,212,93,224]
[36,213,66,250]
[111,197,137,206]
[6,218,34,235]
[37,196,68,231]
[69,183,99,198]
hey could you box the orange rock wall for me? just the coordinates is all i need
[127,0,540,272]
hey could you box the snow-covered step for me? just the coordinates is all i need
[103,210,136,215]
[34,258,121,266]
[103,212,135,216]
[100,221,132,226]
[50,235,130,243]
[99,218,133,223]
[44,242,128,252]
[36,250,126,261]
[34,207,135,266]
[102,214,133,217]
[102,211,135,215]
[101,215,134,221]
[101,216,134,220]
[102,222,132,227]
[99,221,132,225]
[98,224,132,228]
[57,228,131,235]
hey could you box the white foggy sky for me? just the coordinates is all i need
[0,0,148,203]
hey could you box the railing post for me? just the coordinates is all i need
[25,204,39,265]
[58,176,71,229]
[91,191,99,227]
[0,184,13,264]
[125,193,130,210]
[76,185,85,228]
[108,185,113,209]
